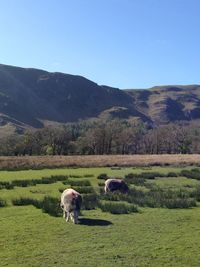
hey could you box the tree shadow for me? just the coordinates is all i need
[79,218,112,226]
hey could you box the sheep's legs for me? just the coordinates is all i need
[64,211,70,222]
[63,210,78,224]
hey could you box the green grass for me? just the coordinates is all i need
[0,206,200,267]
[151,176,200,190]
[0,166,195,182]
[0,166,200,267]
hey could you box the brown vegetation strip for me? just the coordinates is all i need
[0,155,200,170]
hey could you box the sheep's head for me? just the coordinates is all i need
[120,181,129,193]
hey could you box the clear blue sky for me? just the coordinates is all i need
[0,0,200,88]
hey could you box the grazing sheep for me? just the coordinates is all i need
[60,188,82,224]
[104,179,129,194]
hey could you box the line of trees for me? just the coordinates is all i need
[0,118,200,156]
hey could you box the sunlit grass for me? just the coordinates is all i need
[0,166,193,182]
[0,206,200,267]
[151,176,200,189]
[0,166,200,267]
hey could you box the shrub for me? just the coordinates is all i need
[125,173,135,179]
[59,185,95,194]
[180,169,200,180]
[100,191,123,202]
[42,196,62,217]
[12,196,61,216]
[12,197,41,208]
[58,188,65,193]
[98,182,105,187]
[41,175,68,184]
[164,198,196,209]
[100,189,146,206]
[83,174,94,177]
[125,173,145,186]
[50,175,68,180]
[0,181,14,190]
[191,168,200,173]
[99,187,105,195]
[2,175,69,190]
[166,172,178,177]
[63,179,91,187]
[125,172,164,183]
[144,188,197,208]
[189,186,200,201]
[0,198,7,207]
[72,186,95,194]
[5,184,14,190]
[141,172,164,179]
[69,175,82,178]
[140,167,152,170]
[99,201,138,214]
[82,193,98,210]
[97,173,109,180]
[100,186,197,209]
[12,179,32,187]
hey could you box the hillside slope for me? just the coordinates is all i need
[0,63,200,135]
[126,85,200,124]
[0,64,148,132]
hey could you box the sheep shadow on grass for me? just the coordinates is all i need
[79,218,112,226]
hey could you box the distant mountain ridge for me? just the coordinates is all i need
[0,63,200,135]
[126,84,200,124]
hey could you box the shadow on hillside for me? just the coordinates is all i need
[79,218,112,226]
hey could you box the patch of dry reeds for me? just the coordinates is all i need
[1,154,200,170]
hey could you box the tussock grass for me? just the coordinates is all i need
[0,181,14,189]
[69,174,83,178]
[166,172,178,177]
[97,173,109,180]
[0,175,68,190]
[124,171,179,186]
[98,182,105,187]
[0,198,7,207]
[125,172,165,181]
[72,186,95,194]
[100,187,197,209]
[83,174,94,177]
[81,193,98,210]
[180,169,200,180]
[12,196,62,216]
[1,166,200,267]
[12,197,41,208]
[99,200,138,214]
[189,185,200,201]
[63,179,91,186]
[42,196,62,217]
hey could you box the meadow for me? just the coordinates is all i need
[0,166,200,267]
[2,154,200,170]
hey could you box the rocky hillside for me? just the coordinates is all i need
[0,63,199,135]
[126,85,200,124]
[0,64,148,132]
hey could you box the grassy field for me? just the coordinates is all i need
[0,166,200,267]
[2,154,200,170]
